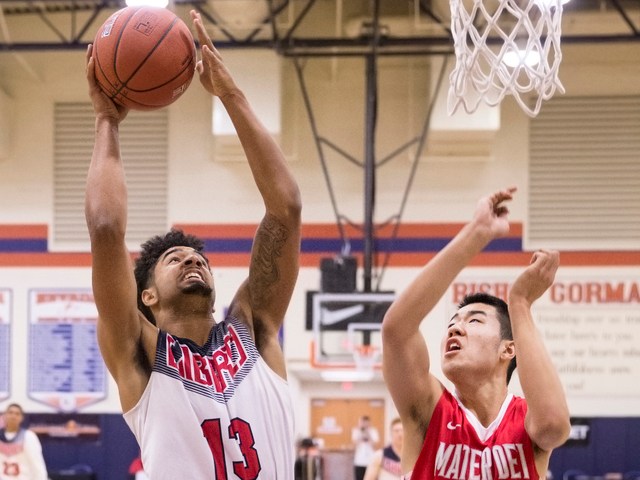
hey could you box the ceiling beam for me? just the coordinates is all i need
[0,0,638,53]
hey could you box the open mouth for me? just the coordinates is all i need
[446,340,461,353]
[184,271,203,282]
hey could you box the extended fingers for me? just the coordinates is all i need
[190,10,213,50]
[190,10,224,63]
[202,44,224,66]
[486,188,516,217]
[491,186,517,205]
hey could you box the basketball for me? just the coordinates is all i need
[92,6,196,110]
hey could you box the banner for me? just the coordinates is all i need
[0,289,10,402]
[28,289,106,412]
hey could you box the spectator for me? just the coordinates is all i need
[294,437,322,480]
[0,403,48,480]
[352,416,379,480]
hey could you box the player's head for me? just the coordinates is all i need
[442,293,517,385]
[389,417,403,450]
[298,437,318,454]
[134,229,212,324]
[3,403,25,432]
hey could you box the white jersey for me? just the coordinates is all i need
[0,429,48,480]
[124,316,295,480]
[352,426,380,467]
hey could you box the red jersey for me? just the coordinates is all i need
[406,390,538,480]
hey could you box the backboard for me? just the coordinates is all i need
[306,291,394,370]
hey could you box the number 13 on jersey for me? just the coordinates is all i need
[202,417,262,480]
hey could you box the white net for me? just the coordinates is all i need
[353,345,381,372]
[448,0,565,117]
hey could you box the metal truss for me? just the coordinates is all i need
[0,0,638,54]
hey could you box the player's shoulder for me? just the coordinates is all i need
[23,429,41,443]
[507,392,529,414]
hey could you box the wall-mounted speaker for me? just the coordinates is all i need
[320,256,357,293]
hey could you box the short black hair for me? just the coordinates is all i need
[5,403,23,414]
[458,292,517,384]
[134,229,206,324]
[299,437,316,449]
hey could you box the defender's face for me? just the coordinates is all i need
[440,303,503,381]
[3,406,23,432]
[152,246,215,299]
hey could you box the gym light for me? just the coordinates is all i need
[503,49,541,68]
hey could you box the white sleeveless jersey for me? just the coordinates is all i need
[124,316,295,480]
[0,429,48,480]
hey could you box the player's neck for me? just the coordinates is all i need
[156,309,215,346]
[454,380,509,428]
[3,425,20,434]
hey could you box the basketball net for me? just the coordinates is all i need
[353,345,380,374]
[448,0,565,117]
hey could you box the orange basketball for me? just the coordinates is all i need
[93,6,196,110]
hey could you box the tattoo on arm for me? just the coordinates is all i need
[250,214,289,308]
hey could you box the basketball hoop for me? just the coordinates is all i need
[312,342,382,382]
[448,0,565,117]
[353,345,381,373]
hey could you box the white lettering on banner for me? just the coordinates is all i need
[36,292,95,303]
[451,281,640,305]
[434,442,530,480]
[535,305,640,397]
[549,282,640,304]
[451,282,511,304]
